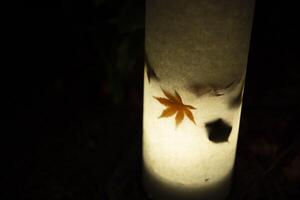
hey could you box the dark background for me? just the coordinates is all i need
[3,0,299,199]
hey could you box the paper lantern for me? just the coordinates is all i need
[143,0,255,200]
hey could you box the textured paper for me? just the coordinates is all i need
[143,1,255,199]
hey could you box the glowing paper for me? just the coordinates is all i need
[143,0,255,199]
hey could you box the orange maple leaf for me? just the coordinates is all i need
[154,89,196,127]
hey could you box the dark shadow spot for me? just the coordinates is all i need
[205,178,209,182]
[145,54,159,83]
[228,83,244,109]
[205,118,232,143]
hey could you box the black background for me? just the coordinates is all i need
[3,0,300,199]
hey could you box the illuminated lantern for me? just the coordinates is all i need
[143,0,255,200]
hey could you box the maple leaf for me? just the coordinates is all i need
[154,89,196,127]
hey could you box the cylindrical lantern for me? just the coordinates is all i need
[143,0,255,200]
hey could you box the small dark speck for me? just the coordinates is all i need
[205,178,209,182]
[205,118,232,143]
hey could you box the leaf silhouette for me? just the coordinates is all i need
[145,54,159,83]
[228,82,244,109]
[205,118,232,143]
[189,80,238,97]
[154,89,196,127]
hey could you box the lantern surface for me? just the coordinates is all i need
[143,1,255,199]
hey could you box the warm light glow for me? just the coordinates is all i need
[143,0,255,199]
[143,71,243,199]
